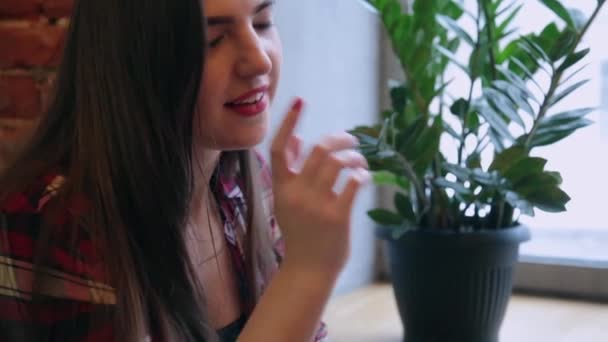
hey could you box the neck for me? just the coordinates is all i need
[190,148,222,213]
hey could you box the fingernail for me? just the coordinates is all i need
[293,97,304,112]
[349,133,360,146]
[358,168,371,183]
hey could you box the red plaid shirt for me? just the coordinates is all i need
[0,151,327,341]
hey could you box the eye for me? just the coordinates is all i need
[254,22,274,31]
[209,35,224,48]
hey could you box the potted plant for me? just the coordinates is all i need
[350,0,605,341]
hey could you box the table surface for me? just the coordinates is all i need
[324,283,608,342]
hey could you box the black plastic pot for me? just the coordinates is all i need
[377,225,530,342]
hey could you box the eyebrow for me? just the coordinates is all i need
[206,0,275,26]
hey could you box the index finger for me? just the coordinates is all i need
[270,98,304,179]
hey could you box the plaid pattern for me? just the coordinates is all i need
[0,151,327,341]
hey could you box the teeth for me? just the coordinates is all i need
[233,92,264,105]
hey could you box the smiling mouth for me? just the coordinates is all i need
[225,91,265,107]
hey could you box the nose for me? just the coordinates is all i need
[235,27,272,79]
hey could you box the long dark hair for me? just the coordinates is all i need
[0,0,275,340]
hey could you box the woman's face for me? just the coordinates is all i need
[196,0,282,150]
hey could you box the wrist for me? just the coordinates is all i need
[280,258,340,288]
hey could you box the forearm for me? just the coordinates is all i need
[238,264,335,342]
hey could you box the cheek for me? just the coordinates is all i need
[268,36,283,102]
[197,60,225,115]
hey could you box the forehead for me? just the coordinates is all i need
[202,0,266,15]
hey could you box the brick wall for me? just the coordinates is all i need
[0,0,72,171]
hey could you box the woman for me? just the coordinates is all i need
[0,0,370,341]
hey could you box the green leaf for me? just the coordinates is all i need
[557,48,591,73]
[519,36,551,63]
[372,170,410,190]
[508,58,537,82]
[497,4,523,37]
[350,125,382,139]
[568,8,588,31]
[489,128,506,152]
[505,157,548,185]
[442,1,465,20]
[490,145,527,173]
[549,29,578,61]
[493,79,536,115]
[434,178,471,195]
[527,110,594,147]
[392,16,414,54]
[443,162,471,180]
[477,102,514,141]
[431,79,453,100]
[451,0,476,21]
[411,116,443,174]
[368,209,404,226]
[505,191,535,216]
[471,169,504,187]
[516,183,570,213]
[496,0,518,17]
[484,87,526,128]
[549,79,590,107]
[390,85,408,114]
[435,44,468,73]
[546,171,563,184]
[525,128,584,147]
[536,117,593,135]
[538,0,575,28]
[443,120,461,140]
[394,192,416,221]
[395,117,427,156]
[561,63,590,86]
[543,107,595,123]
[469,42,490,80]
[466,153,482,169]
[466,111,481,132]
[450,98,469,118]
[437,14,474,46]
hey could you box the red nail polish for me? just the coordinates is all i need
[293,98,304,112]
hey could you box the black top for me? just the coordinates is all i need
[216,315,247,342]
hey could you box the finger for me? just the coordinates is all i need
[286,135,303,172]
[337,168,371,212]
[316,151,369,192]
[270,98,304,180]
[300,132,359,179]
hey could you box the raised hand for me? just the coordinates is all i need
[270,98,370,280]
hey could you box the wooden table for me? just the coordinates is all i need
[324,284,608,342]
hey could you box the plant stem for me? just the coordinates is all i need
[496,198,505,228]
[525,2,605,148]
[458,78,476,165]
[401,66,429,118]
[395,152,429,212]
[481,0,498,80]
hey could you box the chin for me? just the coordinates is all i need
[207,129,267,151]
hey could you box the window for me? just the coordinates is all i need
[443,0,608,299]
[509,0,608,300]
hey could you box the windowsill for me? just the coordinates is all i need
[325,283,608,342]
[520,227,608,265]
[514,227,608,301]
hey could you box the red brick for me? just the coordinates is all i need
[0,0,41,18]
[39,72,56,112]
[0,117,40,172]
[0,74,42,119]
[42,0,73,18]
[0,21,67,68]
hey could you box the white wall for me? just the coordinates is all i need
[261,0,382,294]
